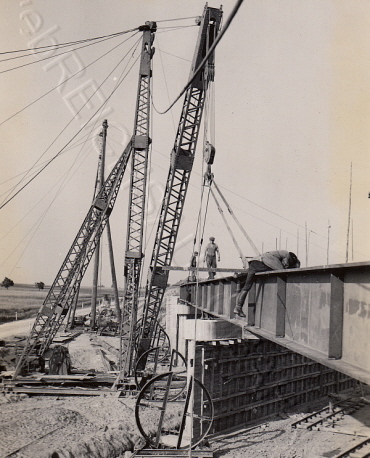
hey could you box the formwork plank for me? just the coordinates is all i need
[195,340,354,434]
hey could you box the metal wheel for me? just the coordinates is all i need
[135,372,214,449]
[134,348,187,398]
[134,318,171,363]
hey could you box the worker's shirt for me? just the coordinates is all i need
[205,242,219,257]
[251,250,290,270]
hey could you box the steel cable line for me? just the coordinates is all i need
[0,28,137,56]
[187,64,217,443]
[155,16,198,23]
[147,155,350,263]
[148,141,349,261]
[0,29,137,75]
[155,0,244,115]
[0,140,95,246]
[147,145,325,244]
[0,38,142,210]
[153,37,177,132]
[2,142,97,274]
[189,67,214,265]
[1,42,137,260]
[214,182,322,237]
[0,31,139,128]
[0,132,96,190]
[0,35,140,207]
[1,48,140,265]
[0,26,189,68]
[156,25,198,31]
[155,48,191,62]
[0,35,124,64]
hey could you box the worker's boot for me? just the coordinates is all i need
[234,306,246,318]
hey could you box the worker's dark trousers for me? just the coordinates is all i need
[236,261,273,308]
[206,255,217,279]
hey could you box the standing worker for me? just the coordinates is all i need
[189,251,199,282]
[234,250,300,317]
[204,237,220,279]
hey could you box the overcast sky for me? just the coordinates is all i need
[1,0,370,287]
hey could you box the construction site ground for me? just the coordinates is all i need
[1,327,370,458]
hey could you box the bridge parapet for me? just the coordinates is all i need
[179,261,370,385]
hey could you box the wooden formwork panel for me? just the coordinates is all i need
[194,339,355,434]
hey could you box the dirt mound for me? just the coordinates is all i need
[0,395,143,457]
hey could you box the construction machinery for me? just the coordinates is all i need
[12,20,156,377]
[119,20,156,375]
[132,5,223,375]
[13,5,223,390]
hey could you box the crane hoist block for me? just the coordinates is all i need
[171,148,194,171]
[204,142,215,164]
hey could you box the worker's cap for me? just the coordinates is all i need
[209,236,215,241]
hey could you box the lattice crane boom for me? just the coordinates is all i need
[13,20,161,378]
[119,22,156,374]
[136,5,223,361]
[13,139,133,377]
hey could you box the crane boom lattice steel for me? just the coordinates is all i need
[13,23,157,378]
[119,22,156,375]
[134,5,223,366]
[13,139,132,377]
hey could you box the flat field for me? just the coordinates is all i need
[0,283,113,323]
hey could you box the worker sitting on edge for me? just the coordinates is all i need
[234,250,301,318]
[204,237,220,280]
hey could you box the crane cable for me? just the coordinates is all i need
[211,179,260,257]
[0,33,140,205]
[156,0,244,115]
[0,31,139,129]
[209,185,247,269]
[187,23,217,456]
[0,29,137,57]
[190,30,215,272]
[0,37,141,210]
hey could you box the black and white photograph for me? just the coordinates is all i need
[1,1,370,457]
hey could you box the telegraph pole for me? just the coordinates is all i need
[345,162,352,263]
[90,120,108,329]
[327,220,331,265]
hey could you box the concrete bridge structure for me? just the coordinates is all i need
[179,261,370,386]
